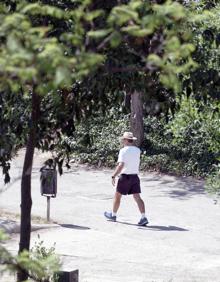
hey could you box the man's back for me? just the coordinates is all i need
[118,146,140,174]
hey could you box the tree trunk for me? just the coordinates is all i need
[17,89,40,282]
[130,90,144,148]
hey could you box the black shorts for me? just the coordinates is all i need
[116,174,141,195]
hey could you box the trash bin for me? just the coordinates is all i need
[56,270,79,282]
[40,167,57,198]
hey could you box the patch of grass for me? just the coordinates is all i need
[0,209,56,224]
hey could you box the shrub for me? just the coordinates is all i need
[64,111,130,167]
[59,96,219,178]
[205,164,220,197]
[165,96,219,176]
[0,231,61,282]
[141,97,219,177]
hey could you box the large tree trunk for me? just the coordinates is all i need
[130,90,144,148]
[17,89,40,282]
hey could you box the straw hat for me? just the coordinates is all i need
[120,132,137,140]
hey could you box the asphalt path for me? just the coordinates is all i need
[1,150,220,282]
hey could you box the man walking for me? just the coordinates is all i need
[104,132,149,226]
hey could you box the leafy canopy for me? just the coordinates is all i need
[0,0,199,182]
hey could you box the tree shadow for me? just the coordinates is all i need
[142,173,205,200]
[115,221,188,231]
[59,224,90,230]
[164,176,205,200]
[0,219,17,225]
[144,225,188,231]
[160,179,177,185]
[141,176,162,182]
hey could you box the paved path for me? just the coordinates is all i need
[1,151,220,282]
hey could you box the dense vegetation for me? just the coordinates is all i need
[67,97,219,178]
[0,0,220,280]
[65,1,220,180]
[0,1,202,280]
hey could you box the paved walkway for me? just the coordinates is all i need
[1,151,220,282]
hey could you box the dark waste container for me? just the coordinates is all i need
[40,167,57,198]
[56,270,79,282]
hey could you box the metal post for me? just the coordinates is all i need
[47,196,50,222]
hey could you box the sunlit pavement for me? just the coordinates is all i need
[1,150,220,282]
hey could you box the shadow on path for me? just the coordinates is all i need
[145,225,188,231]
[59,224,90,230]
[115,221,188,231]
[164,177,205,200]
[142,173,205,200]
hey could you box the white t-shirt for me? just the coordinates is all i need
[117,146,140,174]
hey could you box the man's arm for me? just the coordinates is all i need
[111,162,124,186]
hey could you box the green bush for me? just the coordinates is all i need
[142,117,212,177]
[0,231,60,282]
[142,96,219,177]
[205,164,220,197]
[61,97,219,178]
[166,96,219,176]
[66,111,129,167]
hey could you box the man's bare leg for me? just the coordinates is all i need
[113,192,122,214]
[133,193,145,213]
[104,192,122,220]
[133,193,148,225]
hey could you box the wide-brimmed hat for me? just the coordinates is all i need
[120,132,137,140]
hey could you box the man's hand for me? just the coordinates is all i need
[111,162,124,186]
[112,176,116,186]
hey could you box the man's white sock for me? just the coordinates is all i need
[112,212,117,217]
[141,213,145,219]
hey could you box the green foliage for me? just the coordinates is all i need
[167,96,220,158]
[182,2,220,101]
[0,0,200,182]
[101,0,197,92]
[70,103,219,178]
[61,111,130,167]
[143,113,216,177]
[1,2,214,277]
[0,230,60,281]
[0,1,104,93]
[0,89,30,183]
[205,164,220,196]
[1,0,217,184]
[148,103,219,177]
[31,234,58,260]
[0,0,106,182]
